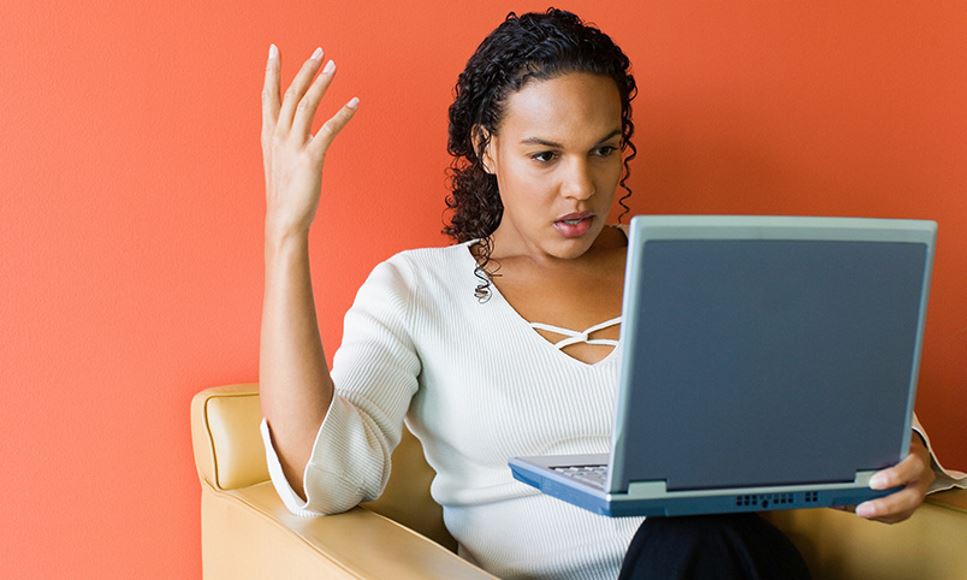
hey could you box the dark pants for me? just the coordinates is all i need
[619,513,812,580]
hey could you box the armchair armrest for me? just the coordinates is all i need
[762,488,967,580]
[926,487,967,514]
[193,384,487,578]
[191,383,268,492]
[200,481,496,579]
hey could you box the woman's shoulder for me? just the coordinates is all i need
[365,239,475,296]
[385,239,475,271]
[352,242,471,315]
[346,241,477,322]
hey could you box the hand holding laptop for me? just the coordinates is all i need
[843,432,934,524]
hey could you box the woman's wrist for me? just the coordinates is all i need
[265,217,310,245]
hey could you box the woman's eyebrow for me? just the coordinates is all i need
[519,128,622,147]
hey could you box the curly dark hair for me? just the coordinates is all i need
[442,7,638,302]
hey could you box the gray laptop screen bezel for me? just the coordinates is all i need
[606,215,937,494]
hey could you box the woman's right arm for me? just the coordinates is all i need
[260,229,331,502]
[258,43,359,502]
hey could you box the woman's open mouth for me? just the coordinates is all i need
[553,215,594,238]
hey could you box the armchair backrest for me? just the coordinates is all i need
[190,383,457,551]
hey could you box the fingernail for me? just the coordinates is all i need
[323,59,335,74]
[856,503,875,517]
[347,96,360,109]
[268,43,278,60]
[869,474,886,489]
[311,47,323,60]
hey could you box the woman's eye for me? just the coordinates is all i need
[531,151,557,163]
[595,146,617,157]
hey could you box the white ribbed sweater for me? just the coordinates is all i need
[260,224,966,580]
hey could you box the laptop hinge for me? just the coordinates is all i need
[625,480,668,498]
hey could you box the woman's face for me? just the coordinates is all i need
[482,72,624,263]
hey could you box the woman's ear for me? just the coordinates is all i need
[471,124,496,175]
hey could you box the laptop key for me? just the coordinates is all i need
[552,465,608,489]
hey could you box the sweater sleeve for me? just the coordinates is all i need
[910,412,967,495]
[259,256,421,517]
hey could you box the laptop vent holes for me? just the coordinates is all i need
[734,492,816,508]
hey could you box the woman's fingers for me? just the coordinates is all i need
[852,434,934,525]
[309,97,360,157]
[290,59,338,143]
[262,44,282,140]
[276,47,326,135]
[869,437,932,491]
[258,44,359,235]
[855,480,929,524]
[873,455,924,489]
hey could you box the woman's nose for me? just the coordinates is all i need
[560,158,595,200]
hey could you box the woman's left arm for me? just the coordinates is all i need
[854,412,967,524]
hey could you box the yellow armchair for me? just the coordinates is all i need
[191,384,967,579]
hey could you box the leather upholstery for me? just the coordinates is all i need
[191,384,267,491]
[191,383,967,579]
[200,483,495,579]
[761,502,967,579]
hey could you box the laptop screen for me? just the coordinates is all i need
[614,237,928,491]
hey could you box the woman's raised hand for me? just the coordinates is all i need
[261,44,359,238]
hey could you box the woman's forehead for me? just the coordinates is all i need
[498,72,621,142]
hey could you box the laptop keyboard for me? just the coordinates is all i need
[552,465,608,489]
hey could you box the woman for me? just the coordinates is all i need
[258,8,954,579]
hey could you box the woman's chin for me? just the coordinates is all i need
[549,229,603,259]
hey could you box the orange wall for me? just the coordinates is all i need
[2,1,964,577]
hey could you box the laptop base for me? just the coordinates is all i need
[510,459,901,518]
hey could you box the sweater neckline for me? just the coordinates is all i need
[459,226,626,370]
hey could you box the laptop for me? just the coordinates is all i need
[509,215,936,517]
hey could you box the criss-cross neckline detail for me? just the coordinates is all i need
[462,224,629,368]
[528,316,622,350]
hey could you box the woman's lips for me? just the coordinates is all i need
[553,215,594,238]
